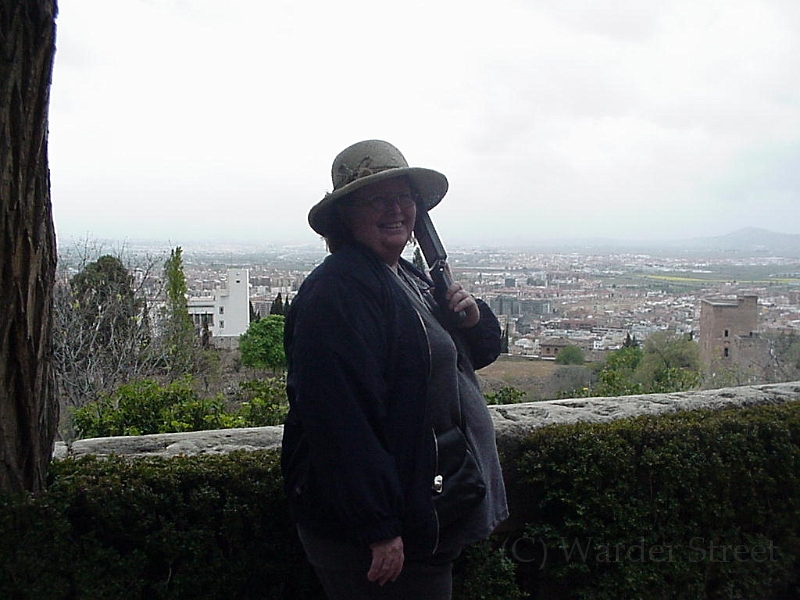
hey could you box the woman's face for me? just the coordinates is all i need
[339,177,417,266]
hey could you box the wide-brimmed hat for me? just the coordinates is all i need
[308,139,449,236]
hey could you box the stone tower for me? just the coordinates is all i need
[699,295,759,380]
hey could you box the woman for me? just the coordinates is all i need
[281,140,508,599]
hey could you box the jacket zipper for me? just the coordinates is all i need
[431,426,441,555]
[413,307,441,556]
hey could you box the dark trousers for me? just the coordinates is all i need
[312,559,453,600]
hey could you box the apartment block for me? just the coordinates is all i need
[188,268,250,348]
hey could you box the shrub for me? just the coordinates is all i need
[72,378,199,437]
[239,315,286,372]
[71,376,289,439]
[511,403,800,599]
[235,377,289,426]
[555,345,585,365]
[485,386,527,405]
[0,451,520,599]
[453,538,524,599]
[6,398,800,598]
[0,451,316,599]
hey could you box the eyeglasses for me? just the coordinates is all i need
[349,191,417,212]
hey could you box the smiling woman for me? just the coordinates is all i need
[280,140,509,599]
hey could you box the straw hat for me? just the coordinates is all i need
[308,139,448,236]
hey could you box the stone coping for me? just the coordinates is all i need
[54,382,800,460]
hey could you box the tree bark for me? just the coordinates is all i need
[0,0,58,495]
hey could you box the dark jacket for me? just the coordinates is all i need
[280,243,501,558]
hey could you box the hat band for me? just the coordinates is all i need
[337,160,403,189]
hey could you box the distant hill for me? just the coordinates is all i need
[490,227,800,257]
[672,227,800,256]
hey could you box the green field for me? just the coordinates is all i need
[596,264,800,292]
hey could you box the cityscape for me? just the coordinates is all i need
[58,227,800,391]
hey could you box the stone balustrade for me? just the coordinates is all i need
[54,381,800,460]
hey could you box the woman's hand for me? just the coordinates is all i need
[446,281,480,328]
[367,536,405,585]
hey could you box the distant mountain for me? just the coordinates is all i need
[483,227,800,257]
[674,227,800,256]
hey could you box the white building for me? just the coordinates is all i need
[188,268,250,348]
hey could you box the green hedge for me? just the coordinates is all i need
[2,402,800,599]
[510,402,800,599]
[0,451,520,599]
[0,451,318,599]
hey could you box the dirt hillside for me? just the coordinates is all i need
[477,355,594,401]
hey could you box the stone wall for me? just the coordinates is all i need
[54,381,800,461]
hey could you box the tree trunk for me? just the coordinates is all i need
[0,0,58,495]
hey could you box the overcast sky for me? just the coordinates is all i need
[49,0,799,249]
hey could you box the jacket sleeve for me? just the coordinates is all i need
[459,298,502,370]
[285,273,404,546]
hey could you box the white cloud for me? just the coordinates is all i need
[49,0,800,246]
